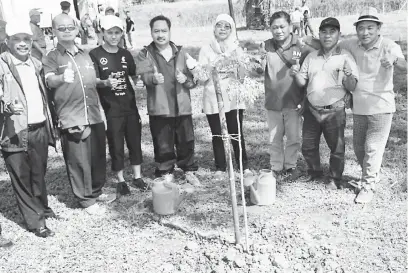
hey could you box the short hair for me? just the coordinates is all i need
[149,15,171,29]
[52,14,76,29]
[270,11,291,26]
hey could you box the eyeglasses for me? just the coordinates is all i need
[215,23,231,30]
[56,26,76,32]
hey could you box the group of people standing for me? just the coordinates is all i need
[0,4,405,249]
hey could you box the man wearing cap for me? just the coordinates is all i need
[294,17,359,189]
[0,20,58,237]
[337,7,407,203]
[43,14,107,215]
[29,9,47,61]
[89,15,147,197]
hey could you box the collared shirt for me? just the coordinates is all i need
[43,43,102,129]
[338,36,405,115]
[9,54,46,124]
[299,46,359,106]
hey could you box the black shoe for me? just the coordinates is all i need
[30,227,55,238]
[116,182,131,197]
[0,235,12,248]
[132,178,149,190]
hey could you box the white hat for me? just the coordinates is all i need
[6,20,33,36]
[354,7,383,26]
[101,15,123,31]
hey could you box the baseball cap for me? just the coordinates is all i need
[29,9,41,17]
[6,20,33,36]
[60,1,71,9]
[101,15,123,31]
[354,7,382,26]
[319,17,340,31]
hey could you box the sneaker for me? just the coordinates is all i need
[355,188,374,204]
[325,179,338,190]
[185,172,201,186]
[132,178,149,190]
[0,235,12,248]
[85,203,106,215]
[299,172,323,182]
[116,182,131,197]
[29,226,55,238]
[96,193,116,203]
[282,168,300,181]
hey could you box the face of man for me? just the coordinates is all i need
[319,26,340,50]
[53,15,78,42]
[214,20,232,42]
[151,20,170,47]
[103,27,122,47]
[270,18,291,42]
[105,10,114,15]
[356,21,381,47]
[6,33,33,60]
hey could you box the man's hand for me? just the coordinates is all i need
[343,59,352,76]
[9,98,24,115]
[105,73,119,89]
[135,75,144,89]
[290,59,300,77]
[63,62,75,83]
[153,66,164,84]
[380,48,395,69]
[176,69,187,84]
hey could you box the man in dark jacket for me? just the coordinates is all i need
[136,15,199,185]
[0,20,57,238]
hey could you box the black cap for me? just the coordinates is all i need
[319,17,340,31]
[60,1,71,9]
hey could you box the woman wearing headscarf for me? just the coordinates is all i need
[198,14,252,178]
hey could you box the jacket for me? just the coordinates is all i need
[0,52,56,152]
[135,42,196,116]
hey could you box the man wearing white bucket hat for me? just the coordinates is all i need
[338,7,407,203]
[0,20,58,237]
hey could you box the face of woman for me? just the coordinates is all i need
[270,17,291,41]
[214,20,232,41]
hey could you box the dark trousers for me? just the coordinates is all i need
[106,113,143,171]
[206,109,248,171]
[2,125,51,230]
[302,106,346,180]
[149,115,197,176]
[61,122,106,208]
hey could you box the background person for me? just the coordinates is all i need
[291,7,303,36]
[0,20,58,238]
[260,11,314,180]
[29,9,47,61]
[294,17,358,188]
[89,15,147,196]
[43,14,107,215]
[136,15,200,185]
[125,11,135,49]
[198,14,252,179]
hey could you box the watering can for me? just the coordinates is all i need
[246,169,276,206]
[152,178,182,215]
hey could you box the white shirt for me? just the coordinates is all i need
[291,10,303,23]
[10,55,45,124]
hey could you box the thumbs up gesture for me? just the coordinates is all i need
[106,72,119,89]
[153,66,164,84]
[176,68,187,84]
[135,75,144,90]
[63,62,75,83]
[10,98,24,115]
[380,48,395,69]
[290,59,300,76]
[343,59,352,76]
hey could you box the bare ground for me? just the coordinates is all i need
[0,11,407,273]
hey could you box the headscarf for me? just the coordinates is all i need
[210,14,238,55]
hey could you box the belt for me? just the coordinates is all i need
[28,121,46,131]
[310,99,345,110]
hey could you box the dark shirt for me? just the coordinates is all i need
[43,44,103,129]
[125,17,135,33]
[89,46,137,118]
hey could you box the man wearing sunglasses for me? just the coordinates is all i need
[43,14,107,215]
[0,21,58,238]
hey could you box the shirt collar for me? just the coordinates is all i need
[9,53,32,67]
[317,45,342,56]
[357,35,383,49]
[57,43,83,55]
[272,34,298,50]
